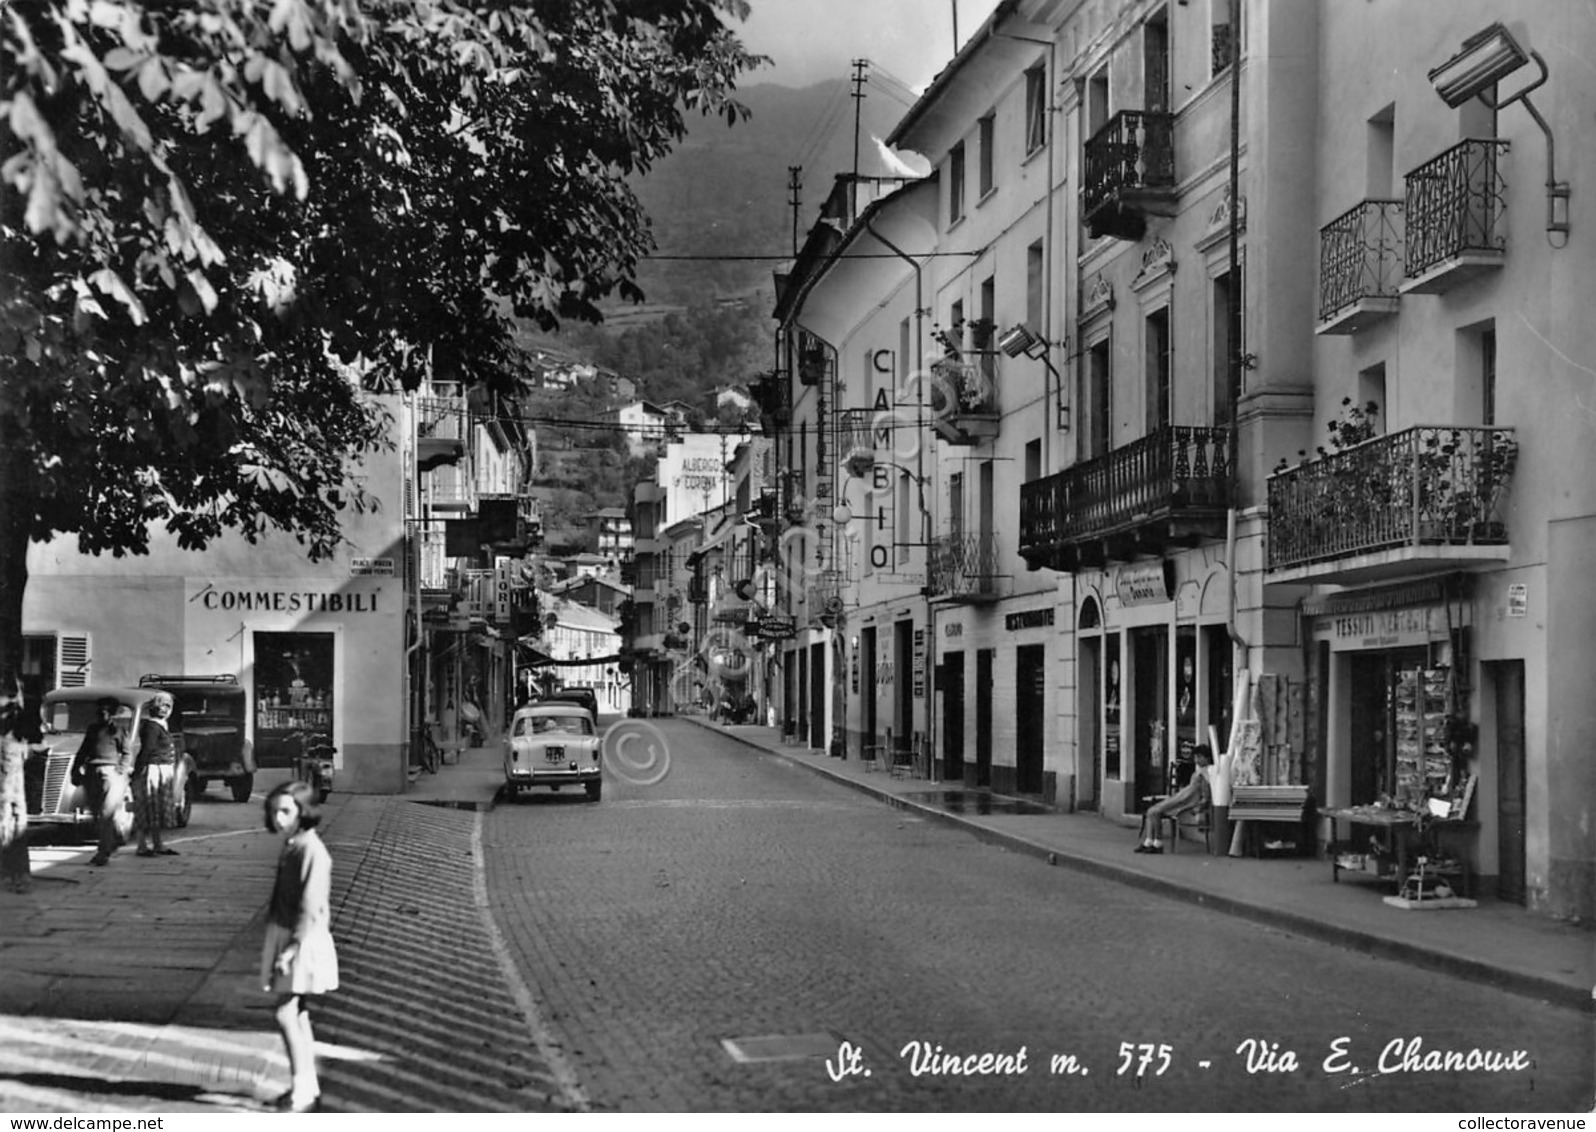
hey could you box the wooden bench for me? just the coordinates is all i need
[1228,785,1314,856]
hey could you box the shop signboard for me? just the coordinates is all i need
[1316,606,1440,651]
[1005,608,1054,631]
[494,557,512,623]
[878,572,925,587]
[1507,583,1527,618]
[912,628,926,698]
[755,616,797,640]
[1115,562,1171,607]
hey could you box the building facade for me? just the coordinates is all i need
[758,0,1592,921]
[1277,0,1596,920]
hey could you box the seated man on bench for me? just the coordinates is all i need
[1135,744,1213,855]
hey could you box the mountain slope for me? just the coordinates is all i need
[625,76,924,306]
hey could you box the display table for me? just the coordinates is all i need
[1321,805,1476,901]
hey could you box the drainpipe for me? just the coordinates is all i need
[1225,5,1248,669]
[1217,3,1247,853]
[863,213,935,783]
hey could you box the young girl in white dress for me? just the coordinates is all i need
[261,780,339,1112]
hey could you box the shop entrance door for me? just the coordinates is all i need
[975,648,993,787]
[894,621,914,760]
[1490,660,1526,904]
[1348,649,1434,805]
[943,650,965,780]
[783,649,797,737]
[1078,636,1100,811]
[797,648,809,745]
[1173,628,1197,790]
[1131,626,1168,807]
[861,628,877,747]
[1348,654,1388,806]
[1016,645,1045,793]
[809,642,826,752]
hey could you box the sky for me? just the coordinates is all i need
[736,0,1004,92]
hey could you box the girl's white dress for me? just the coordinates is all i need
[260,829,339,996]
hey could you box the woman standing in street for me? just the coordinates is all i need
[260,780,339,1112]
[131,691,178,857]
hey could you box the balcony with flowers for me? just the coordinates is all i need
[1267,407,1517,584]
[928,319,999,447]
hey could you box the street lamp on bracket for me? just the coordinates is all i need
[998,322,1070,431]
[1428,21,1570,241]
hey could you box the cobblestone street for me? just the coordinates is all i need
[484,720,1593,1113]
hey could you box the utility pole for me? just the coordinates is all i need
[787,165,802,257]
[849,59,869,220]
[950,1,959,53]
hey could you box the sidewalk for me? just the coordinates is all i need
[685,717,1595,1014]
[0,755,576,1114]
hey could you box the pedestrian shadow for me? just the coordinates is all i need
[1,1070,265,1109]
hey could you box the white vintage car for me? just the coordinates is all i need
[502,703,602,801]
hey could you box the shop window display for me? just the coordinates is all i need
[254,633,335,767]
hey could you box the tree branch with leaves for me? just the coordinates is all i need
[0,0,764,689]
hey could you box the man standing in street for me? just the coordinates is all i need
[72,697,133,867]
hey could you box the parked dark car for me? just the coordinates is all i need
[140,674,256,802]
[33,686,198,839]
[539,687,599,722]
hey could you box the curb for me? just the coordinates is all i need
[691,718,1593,1014]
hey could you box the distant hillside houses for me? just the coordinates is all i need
[592,507,633,562]
[548,572,630,617]
[605,399,690,457]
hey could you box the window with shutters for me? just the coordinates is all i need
[57,633,91,688]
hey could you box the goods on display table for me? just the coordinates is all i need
[1322,780,1478,910]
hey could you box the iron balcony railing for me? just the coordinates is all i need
[1404,139,1509,280]
[1019,426,1232,560]
[1082,109,1176,220]
[929,532,1000,601]
[1267,426,1517,572]
[1319,199,1404,322]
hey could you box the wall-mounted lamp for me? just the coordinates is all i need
[1428,21,1570,239]
[997,323,1045,359]
[998,323,1071,431]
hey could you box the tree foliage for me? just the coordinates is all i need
[0,0,762,679]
